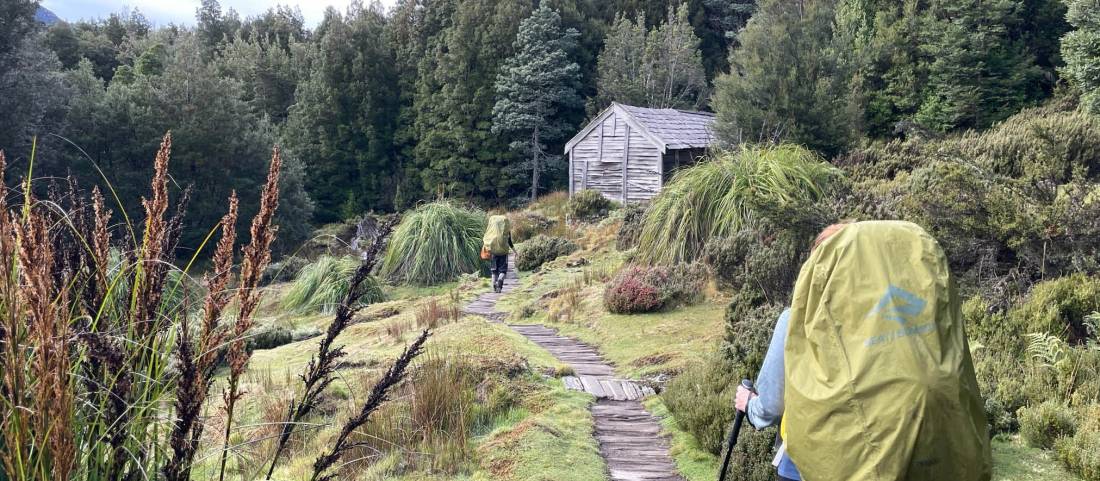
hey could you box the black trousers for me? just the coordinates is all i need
[491,254,508,276]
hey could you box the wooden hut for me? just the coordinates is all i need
[565,102,716,202]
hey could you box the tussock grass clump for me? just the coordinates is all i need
[379,202,487,285]
[636,144,839,265]
[282,255,384,314]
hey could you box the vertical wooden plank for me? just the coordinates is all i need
[597,120,605,162]
[658,147,664,193]
[568,146,575,196]
[582,157,588,191]
[623,124,631,203]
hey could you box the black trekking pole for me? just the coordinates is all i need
[718,379,754,481]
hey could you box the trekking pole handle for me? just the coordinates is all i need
[718,379,755,481]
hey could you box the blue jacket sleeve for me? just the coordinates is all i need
[746,308,791,429]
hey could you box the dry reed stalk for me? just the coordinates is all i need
[0,150,27,480]
[164,192,239,481]
[220,148,281,481]
[16,206,75,481]
[310,329,430,481]
[265,217,396,480]
[134,132,172,338]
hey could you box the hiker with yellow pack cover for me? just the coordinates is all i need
[735,221,991,481]
[482,215,517,293]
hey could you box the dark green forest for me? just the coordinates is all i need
[1,0,1097,254]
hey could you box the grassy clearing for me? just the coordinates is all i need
[474,385,605,481]
[500,245,725,378]
[992,435,1083,481]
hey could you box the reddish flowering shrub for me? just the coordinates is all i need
[604,263,706,314]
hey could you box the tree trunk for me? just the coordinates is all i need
[530,127,540,201]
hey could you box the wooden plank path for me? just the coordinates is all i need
[465,255,684,481]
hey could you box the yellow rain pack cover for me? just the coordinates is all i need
[783,221,991,481]
[483,215,511,255]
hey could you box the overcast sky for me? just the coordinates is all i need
[41,0,398,27]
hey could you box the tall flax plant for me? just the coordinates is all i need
[636,145,840,265]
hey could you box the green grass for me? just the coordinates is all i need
[499,246,724,378]
[380,201,487,285]
[993,435,1082,480]
[473,384,605,481]
[644,397,719,481]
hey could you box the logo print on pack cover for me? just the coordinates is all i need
[867,285,927,324]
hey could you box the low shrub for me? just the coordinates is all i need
[959,107,1100,185]
[1009,274,1100,343]
[1019,401,1077,449]
[379,201,487,285]
[603,263,707,314]
[567,189,616,221]
[1055,404,1100,480]
[261,255,309,284]
[662,354,738,454]
[615,202,646,251]
[282,255,384,314]
[510,211,555,243]
[722,287,783,372]
[248,324,293,351]
[516,235,578,271]
[703,223,804,301]
[662,353,779,481]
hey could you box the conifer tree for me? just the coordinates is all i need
[915,0,1044,131]
[412,0,532,201]
[493,5,582,200]
[713,0,856,156]
[283,5,399,222]
[593,4,708,111]
[1062,0,1100,113]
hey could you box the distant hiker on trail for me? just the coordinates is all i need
[734,221,992,481]
[482,214,516,293]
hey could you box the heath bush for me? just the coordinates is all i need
[1019,401,1077,449]
[248,324,294,351]
[567,189,616,221]
[510,211,555,243]
[1055,404,1100,480]
[261,255,309,284]
[662,354,739,454]
[1009,274,1100,343]
[515,235,578,271]
[603,263,707,314]
[704,223,804,301]
[722,287,783,372]
[615,202,646,251]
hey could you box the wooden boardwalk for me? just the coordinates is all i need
[465,255,684,481]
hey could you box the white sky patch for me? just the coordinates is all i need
[41,0,398,27]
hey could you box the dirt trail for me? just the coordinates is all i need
[465,256,685,481]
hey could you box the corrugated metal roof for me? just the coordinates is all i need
[616,104,716,151]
